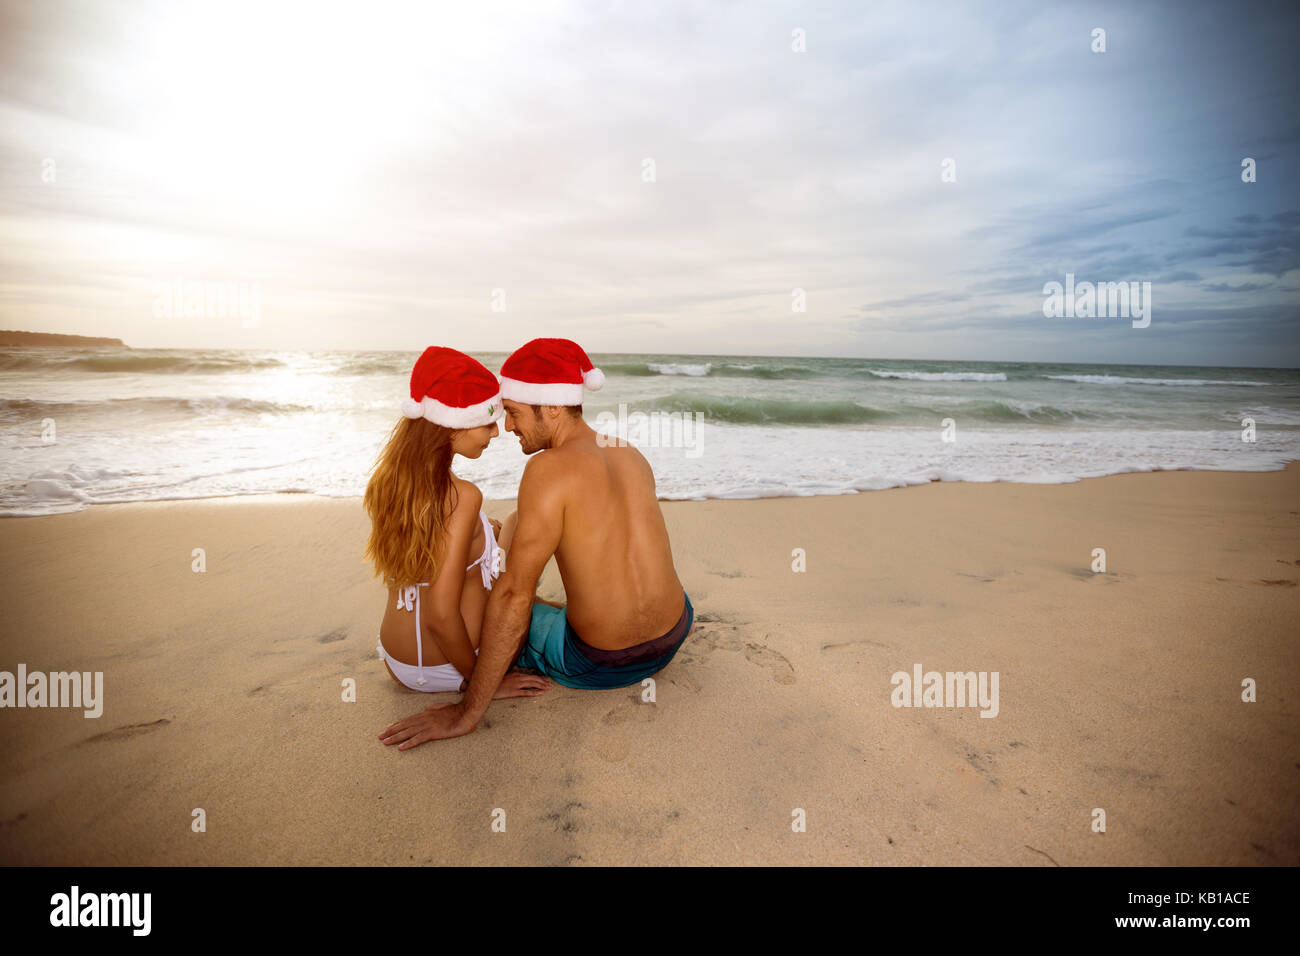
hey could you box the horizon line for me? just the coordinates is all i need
[3,340,1298,372]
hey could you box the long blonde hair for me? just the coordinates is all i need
[363,416,459,590]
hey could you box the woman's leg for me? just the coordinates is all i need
[498,509,518,553]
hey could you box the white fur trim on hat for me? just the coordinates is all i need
[497,376,586,406]
[407,393,504,428]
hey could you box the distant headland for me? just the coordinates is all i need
[0,331,129,348]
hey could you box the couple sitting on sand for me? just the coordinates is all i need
[364,338,693,750]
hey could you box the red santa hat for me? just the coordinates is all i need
[497,338,604,406]
[401,347,504,428]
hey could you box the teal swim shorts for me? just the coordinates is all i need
[514,592,693,690]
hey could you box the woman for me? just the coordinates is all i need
[363,346,548,700]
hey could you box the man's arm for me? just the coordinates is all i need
[459,461,564,723]
[378,457,564,749]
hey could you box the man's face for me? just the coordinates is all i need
[503,400,548,454]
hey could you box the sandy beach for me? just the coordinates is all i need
[1,465,1297,866]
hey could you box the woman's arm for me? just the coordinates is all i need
[421,481,482,680]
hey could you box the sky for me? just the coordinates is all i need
[1,0,1298,366]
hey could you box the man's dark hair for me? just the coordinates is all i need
[530,404,583,418]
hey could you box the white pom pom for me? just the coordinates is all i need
[584,367,605,391]
[401,397,424,419]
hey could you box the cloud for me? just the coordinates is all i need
[1202,281,1274,292]
[857,291,971,312]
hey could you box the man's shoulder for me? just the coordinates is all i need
[518,449,566,492]
[594,435,655,481]
[518,441,602,497]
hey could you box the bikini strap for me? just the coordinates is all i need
[411,583,429,685]
[478,512,496,590]
[392,583,433,684]
[466,511,498,590]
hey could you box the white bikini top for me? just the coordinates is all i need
[465,510,502,590]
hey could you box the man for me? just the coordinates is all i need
[380,338,693,749]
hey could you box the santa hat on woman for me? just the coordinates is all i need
[497,337,604,406]
[401,346,504,428]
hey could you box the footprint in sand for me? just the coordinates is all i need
[1256,578,1297,587]
[597,695,658,762]
[1087,764,1164,790]
[1069,567,1129,583]
[666,669,704,693]
[741,641,796,684]
[601,694,658,727]
[685,625,796,685]
[541,801,586,835]
[80,718,170,745]
[821,638,892,653]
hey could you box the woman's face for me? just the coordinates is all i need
[451,421,499,459]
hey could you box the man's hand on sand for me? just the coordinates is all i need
[379,702,475,749]
[493,670,551,698]
[378,672,551,750]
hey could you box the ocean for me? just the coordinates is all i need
[2,347,1298,516]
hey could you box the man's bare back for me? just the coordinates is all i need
[537,429,685,649]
